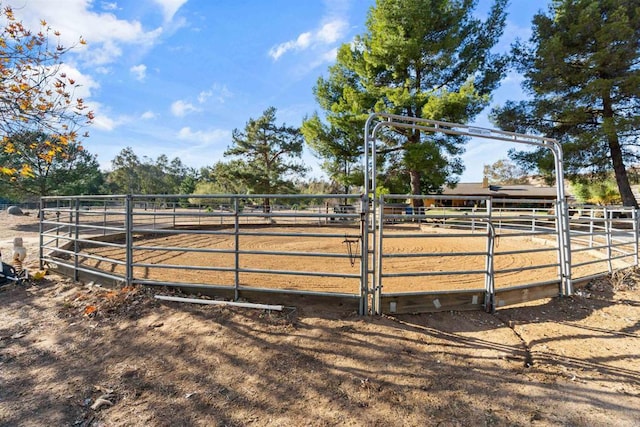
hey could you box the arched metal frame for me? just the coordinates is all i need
[362,112,572,315]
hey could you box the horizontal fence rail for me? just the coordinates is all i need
[40,194,639,315]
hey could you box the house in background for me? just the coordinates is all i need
[433,178,569,208]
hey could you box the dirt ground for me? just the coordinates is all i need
[1,210,640,426]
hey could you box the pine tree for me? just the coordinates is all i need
[492,0,640,207]
[306,0,508,205]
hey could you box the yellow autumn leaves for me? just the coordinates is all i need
[1,132,80,178]
[0,5,92,181]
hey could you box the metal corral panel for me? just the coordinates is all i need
[494,282,561,308]
[381,290,485,314]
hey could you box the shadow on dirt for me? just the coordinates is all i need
[9,220,41,234]
[1,276,639,426]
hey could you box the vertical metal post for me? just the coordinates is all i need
[125,195,133,287]
[359,193,370,315]
[234,197,240,301]
[487,198,493,229]
[55,210,60,248]
[103,200,107,236]
[604,207,613,274]
[471,206,476,232]
[555,197,572,295]
[68,201,73,239]
[485,199,494,311]
[373,195,385,315]
[73,198,80,282]
[484,221,495,312]
[553,200,563,282]
[589,208,595,248]
[38,198,44,270]
[362,116,381,315]
[633,209,639,266]
[152,201,157,229]
[550,143,572,297]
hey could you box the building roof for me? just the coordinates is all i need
[440,183,559,199]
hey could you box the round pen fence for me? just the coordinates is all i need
[39,193,638,315]
[35,116,640,315]
[39,194,368,312]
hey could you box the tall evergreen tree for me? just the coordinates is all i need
[107,147,141,194]
[306,0,508,205]
[301,113,363,195]
[492,0,640,207]
[107,148,194,195]
[225,107,307,211]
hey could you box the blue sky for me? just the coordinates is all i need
[11,0,547,183]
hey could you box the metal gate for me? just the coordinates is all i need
[362,113,572,315]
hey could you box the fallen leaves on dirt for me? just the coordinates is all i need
[57,283,159,321]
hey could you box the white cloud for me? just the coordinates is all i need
[501,71,525,86]
[101,2,119,11]
[291,47,338,77]
[171,100,200,117]
[57,63,100,99]
[85,103,134,132]
[268,18,347,60]
[83,101,130,132]
[198,90,212,103]
[153,0,188,23]
[177,127,230,145]
[10,0,164,66]
[269,32,312,60]
[316,20,348,44]
[94,66,112,75]
[91,111,118,131]
[130,64,147,81]
[198,84,232,104]
[320,47,338,63]
[141,111,156,120]
[174,126,230,166]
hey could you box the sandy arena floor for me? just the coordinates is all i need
[65,223,619,295]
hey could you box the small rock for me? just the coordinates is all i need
[91,395,114,411]
[10,331,27,339]
[6,206,24,216]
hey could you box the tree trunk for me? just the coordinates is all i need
[603,96,638,208]
[609,137,637,207]
[408,128,424,208]
[409,169,423,208]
